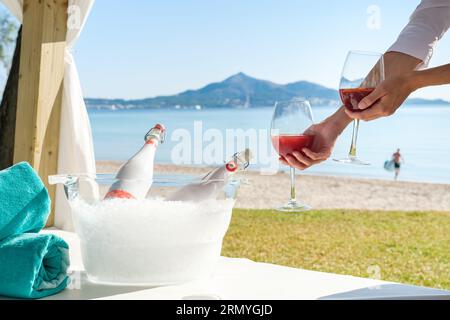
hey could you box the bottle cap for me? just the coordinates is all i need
[145,123,166,143]
[154,123,166,132]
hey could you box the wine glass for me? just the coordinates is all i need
[334,50,385,165]
[271,99,314,212]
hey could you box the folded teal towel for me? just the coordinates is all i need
[0,162,51,239]
[0,162,70,299]
[0,233,70,299]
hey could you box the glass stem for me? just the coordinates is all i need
[348,119,360,158]
[290,166,296,204]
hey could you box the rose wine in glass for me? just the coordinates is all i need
[271,99,315,212]
[339,88,375,112]
[334,50,384,165]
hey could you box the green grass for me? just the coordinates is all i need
[222,209,450,290]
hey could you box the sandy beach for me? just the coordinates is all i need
[97,161,450,212]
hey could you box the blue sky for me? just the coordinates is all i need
[2,0,450,100]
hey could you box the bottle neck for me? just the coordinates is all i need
[145,138,159,147]
[226,150,250,173]
[145,126,165,145]
[145,137,161,145]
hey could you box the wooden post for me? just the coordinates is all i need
[13,0,68,226]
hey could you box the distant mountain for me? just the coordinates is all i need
[85,72,449,110]
[403,97,450,105]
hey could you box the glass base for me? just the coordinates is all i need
[275,200,312,212]
[333,156,370,166]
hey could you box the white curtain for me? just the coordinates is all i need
[1,0,96,231]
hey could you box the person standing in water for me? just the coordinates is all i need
[392,149,403,180]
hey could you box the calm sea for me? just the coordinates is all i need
[88,105,450,184]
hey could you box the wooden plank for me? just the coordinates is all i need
[14,0,68,226]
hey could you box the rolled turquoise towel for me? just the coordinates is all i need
[0,233,70,299]
[0,162,70,299]
[0,162,51,239]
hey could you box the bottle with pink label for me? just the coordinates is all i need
[166,149,252,202]
[105,124,166,200]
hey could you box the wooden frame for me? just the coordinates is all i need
[13,0,68,226]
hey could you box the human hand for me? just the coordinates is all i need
[280,117,345,170]
[345,73,416,121]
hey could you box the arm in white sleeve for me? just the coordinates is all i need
[388,0,450,68]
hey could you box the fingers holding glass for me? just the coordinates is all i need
[334,50,385,165]
[271,99,314,212]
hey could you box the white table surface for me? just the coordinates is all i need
[41,229,450,300]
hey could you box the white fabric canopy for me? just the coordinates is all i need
[1,0,96,230]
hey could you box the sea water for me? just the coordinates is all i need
[89,106,450,184]
[70,198,234,285]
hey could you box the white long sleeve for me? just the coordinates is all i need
[388,0,450,68]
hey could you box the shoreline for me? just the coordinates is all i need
[97,161,450,212]
[96,159,450,186]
